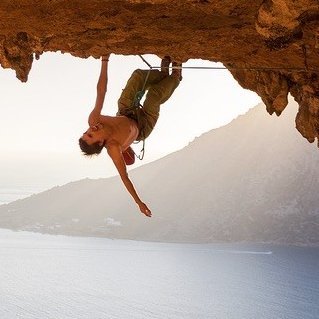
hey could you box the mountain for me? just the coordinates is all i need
[1,100,319,246]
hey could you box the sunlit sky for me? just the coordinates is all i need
[0,53,261,192]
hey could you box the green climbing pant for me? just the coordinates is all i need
[117,69,180,141]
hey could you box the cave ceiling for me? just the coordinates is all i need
[1,0,319,145]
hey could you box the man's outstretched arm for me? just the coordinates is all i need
[107,142,152,217]
[88,54,110,126]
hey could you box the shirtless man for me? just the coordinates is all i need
[79,54,181,217]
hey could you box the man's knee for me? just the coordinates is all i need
[148,84,173,102]
[132,69,146,78]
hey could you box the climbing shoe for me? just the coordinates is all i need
[161,56,171,75]
[172,62,183,81]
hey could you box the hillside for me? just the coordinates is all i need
[1,100,318,245]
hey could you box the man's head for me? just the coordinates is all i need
[79,126,105,156]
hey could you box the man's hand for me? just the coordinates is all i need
[101,54,110,61]
[138,202,152,217]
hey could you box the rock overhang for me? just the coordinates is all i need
[1,0,319,145]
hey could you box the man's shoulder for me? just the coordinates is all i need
[105,139,121,154]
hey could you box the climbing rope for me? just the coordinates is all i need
[138,55,153,69]
[133,56,152,108]
[131,55,316,162]
[137,55,316,72]
[130,55,154,161]
[148,66,316,72]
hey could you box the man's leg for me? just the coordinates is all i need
[117,69,166,113]
[142,74,180,118]
[138,72,181,139]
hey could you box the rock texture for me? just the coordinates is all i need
[1,0,319,144]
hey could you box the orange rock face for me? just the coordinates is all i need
[1,0,319,145]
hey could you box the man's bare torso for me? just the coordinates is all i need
[99,115,139,151]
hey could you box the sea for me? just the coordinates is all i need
[0,229,318,319]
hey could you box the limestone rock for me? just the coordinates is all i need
[1,0,319,145]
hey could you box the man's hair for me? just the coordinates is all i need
[78,138,104,156]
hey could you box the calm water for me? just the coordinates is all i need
[0,229,318,319]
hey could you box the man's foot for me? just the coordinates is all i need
[172,62,183,81]
[161,56,171,75]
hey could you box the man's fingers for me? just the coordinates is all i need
[144,209,152,217]
[138,203,152,217]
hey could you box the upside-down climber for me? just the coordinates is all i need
[79,54,182,217]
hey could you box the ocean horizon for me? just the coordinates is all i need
[0,187,44,205]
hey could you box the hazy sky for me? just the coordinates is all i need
[0,53,261,192]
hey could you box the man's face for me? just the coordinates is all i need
[81,126,103,145]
